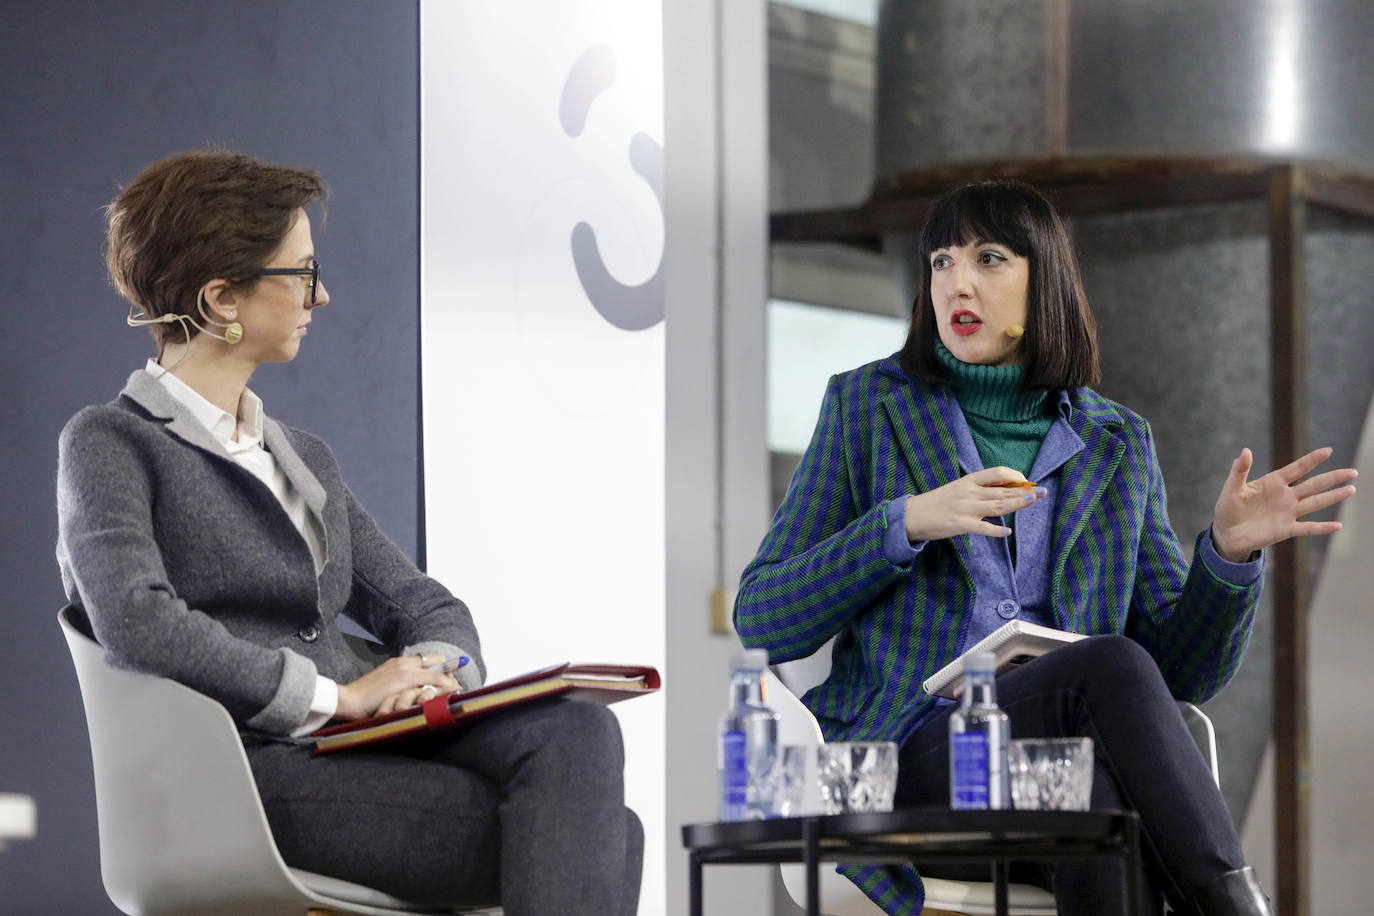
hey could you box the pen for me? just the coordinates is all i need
[987,480,1037,489]
[427,656,470,674]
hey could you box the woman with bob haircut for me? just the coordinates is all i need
[57,149,642,915]
[735,179,1355,916]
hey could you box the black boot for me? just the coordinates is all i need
[1192,866,1274,916]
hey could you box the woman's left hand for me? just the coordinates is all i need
[1211,446,1358,563]
[374,682,461,717]
[335,654,460,720]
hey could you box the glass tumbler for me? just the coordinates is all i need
[1008,737,1094,811]
[816,741,898,814]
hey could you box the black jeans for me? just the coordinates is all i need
[896,635,1246,916]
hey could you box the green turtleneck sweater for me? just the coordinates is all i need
[936,342,1053,478]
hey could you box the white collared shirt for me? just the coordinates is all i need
[145,360,337,733]
[146,360,326,573]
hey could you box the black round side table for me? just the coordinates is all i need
[681,806,1142,916]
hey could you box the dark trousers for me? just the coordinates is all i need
[246,698,643,916]
[896,635,1246,916]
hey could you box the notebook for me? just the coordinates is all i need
[922,621,1085,699]
[312,662,660,753]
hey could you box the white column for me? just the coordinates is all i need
[664,0,771,913]
[421,3,666,911]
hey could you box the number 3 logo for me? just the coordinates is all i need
[559,43,665,331]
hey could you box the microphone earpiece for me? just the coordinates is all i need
[125,300,243,345]
[1005,324,1025,339]
[197,295,243,345]
[126,310,182,327]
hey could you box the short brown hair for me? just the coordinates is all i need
[899,179,1100,391]
[106,150,327,344]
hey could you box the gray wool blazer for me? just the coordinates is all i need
[57,370,484,737]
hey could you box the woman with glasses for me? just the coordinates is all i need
[56,150,642,915]
[735,179,1356,916]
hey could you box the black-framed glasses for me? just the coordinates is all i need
[258,259,320,304]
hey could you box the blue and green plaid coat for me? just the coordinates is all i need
[734,355,1261,914]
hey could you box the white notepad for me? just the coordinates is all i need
[922,620,1087,699]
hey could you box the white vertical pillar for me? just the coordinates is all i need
[664,0,771,912]
[420,3,665,911]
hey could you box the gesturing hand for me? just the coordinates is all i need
[335,653,461,721]
[1211,446,1358,563]
[904,467,1049,543]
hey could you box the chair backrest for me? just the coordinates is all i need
[58,606,310,915]
[1179,701,1221,787]
[770,672,891,915]
[769,671,828,819]
[770,669,826,748]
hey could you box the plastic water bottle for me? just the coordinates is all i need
[949,651,1010,809]
[718,648,781,821]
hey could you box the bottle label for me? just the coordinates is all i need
[721,730,748,819]
[951,732,989,809]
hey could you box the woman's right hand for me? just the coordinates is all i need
[335,654,460,721]
[903,467,1048,542]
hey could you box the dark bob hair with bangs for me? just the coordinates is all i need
[899,179,1100,391]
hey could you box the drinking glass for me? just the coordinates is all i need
[776,745,810,817]
[1008,737,1093,811]
[816,741,898,814]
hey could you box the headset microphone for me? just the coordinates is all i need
[126,292,244,375]
[125,294,243,345]
[1005,324,1025,339]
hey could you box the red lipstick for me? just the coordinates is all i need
[950,310,982,336]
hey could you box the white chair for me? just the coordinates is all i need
[59,606,502,916]
[770,671,1219,916]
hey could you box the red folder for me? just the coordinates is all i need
[312,662,661,754]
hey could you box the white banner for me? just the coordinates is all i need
[421,2,665,911]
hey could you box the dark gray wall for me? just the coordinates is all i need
[0,2,421,910]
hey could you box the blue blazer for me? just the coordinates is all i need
[734,355,1261,914]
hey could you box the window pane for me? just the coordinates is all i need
[772,0,878,27]
[767,298,906,454]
